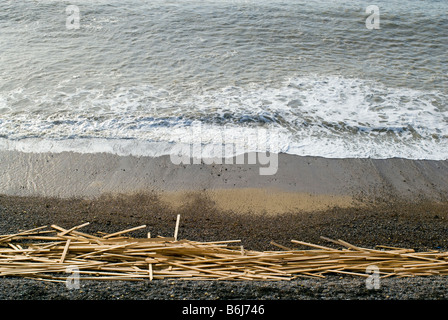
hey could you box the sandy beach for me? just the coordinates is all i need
[0,150,448,300]
[1,150,447,210]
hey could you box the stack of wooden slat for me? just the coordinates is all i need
[0,222,447,282]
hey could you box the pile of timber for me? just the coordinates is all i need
[0,221,448,282]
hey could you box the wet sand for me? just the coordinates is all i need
[1,150,447,210]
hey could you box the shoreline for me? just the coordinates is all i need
[0,150,447,214]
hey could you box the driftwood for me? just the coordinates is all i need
[0,221,447,282]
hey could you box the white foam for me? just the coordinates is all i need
[0,76,447,160]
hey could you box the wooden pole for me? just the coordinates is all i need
[103,225,147,239]
[174,214,180,241]
[149,263,153,281]
[59,239,71,264]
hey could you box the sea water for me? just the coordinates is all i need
[0,0,447,159]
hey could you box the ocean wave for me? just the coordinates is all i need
[0,75,447,159]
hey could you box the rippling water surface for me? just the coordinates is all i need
[0,0,447,159]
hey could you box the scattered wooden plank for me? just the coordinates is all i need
[174,214,180,241]
[102,225,147,239]
[0,226,48,243]
[58,222,90,236]
[59,239,71,263]
[149,263,153,281]
[0,223,447,282]
[291,240,338,251]
[270,241,293,251]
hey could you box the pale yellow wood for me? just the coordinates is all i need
[75,242,137,259]
[2,224,448,282]
[270,241,293,251]
[58,222,90,236]
[0,226,48,243]
[174,214,180,241]
[102,225,147,239]
[59,239,71,264]
[291,240,338,251]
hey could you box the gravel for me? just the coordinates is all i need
[0,193,448,300]
[0,276,447,300]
